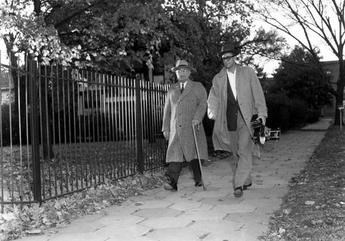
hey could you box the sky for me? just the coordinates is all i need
[253,17,338,76]
[251,0,342,76]
[260,36,337,76]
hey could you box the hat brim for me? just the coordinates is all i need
[171,65,196,72]
[220,50,240,57]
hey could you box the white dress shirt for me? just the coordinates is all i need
[227,69,236,99]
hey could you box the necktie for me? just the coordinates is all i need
[180,83,184,93]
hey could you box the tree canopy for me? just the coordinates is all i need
[272,46,333,109]
[1,0,286,84]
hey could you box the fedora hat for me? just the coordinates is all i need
[171,59,196,72]
[220,42,241,56]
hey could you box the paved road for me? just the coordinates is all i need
[16,119,332,241]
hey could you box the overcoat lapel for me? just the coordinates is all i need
[235,65,252,133]
[171,84,181,102]
[219,70,228,103]
[235,64,241,98]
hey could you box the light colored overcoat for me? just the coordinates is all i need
[207,64,267,152]
[162,80,208,163]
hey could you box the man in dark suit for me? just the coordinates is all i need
[208,42,267,198]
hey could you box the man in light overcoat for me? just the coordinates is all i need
[162,59,208,191]
[208,42,267,197]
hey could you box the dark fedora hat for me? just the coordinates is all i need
[220,42,241,56]
[171,59,196,72]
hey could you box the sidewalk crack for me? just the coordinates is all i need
[142,228,154,236]
[199,232,210,240]
[222,213,231,220]
[186,220,196,227]
[136,217,147,224]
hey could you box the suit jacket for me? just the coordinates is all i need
[207,64,267,152]
[162,80,208,163]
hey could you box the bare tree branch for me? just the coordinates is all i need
[261,9,313,54]
[256,0,345,124]
[303,0,339,54]
[331,0,345,27]
[284,0,315,54]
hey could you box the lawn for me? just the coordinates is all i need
[0,138,166,203]
[260,125,345,241]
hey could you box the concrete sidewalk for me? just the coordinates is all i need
[16,118,332,241]
[300,117,333,131]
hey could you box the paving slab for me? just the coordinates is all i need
[139,217,193,229]
[15,119,330,241]
[133,207,183,219]
[144,227,200,241]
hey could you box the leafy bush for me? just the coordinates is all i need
[306,108,321,123]
[266,92,290,131]
[271,46,333,116]
[265,93,322,131]
[288,98,308,128]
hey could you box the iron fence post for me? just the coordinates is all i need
[29,57,41,203]
[135,75,144,173]
[338,106,344,131]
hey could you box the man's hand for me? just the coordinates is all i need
[192,119,201,130]
[257,116,266,126]
[163,131,170,141]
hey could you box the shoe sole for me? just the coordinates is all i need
[164,187,177,191]
[164,184,177,191]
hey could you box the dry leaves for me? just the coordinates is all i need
[260,126,345,241]
[0,172,165,241]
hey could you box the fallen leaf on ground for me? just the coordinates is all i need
[25,229,43,235]
[305,200,315,205]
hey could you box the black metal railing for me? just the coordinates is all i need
[0,54,169,211]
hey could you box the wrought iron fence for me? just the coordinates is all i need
[0,54,169,211]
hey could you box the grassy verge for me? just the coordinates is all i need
[260,126,345,241]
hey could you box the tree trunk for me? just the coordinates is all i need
[334,58,345,125]
[40,66,54,159]
[197,0,206,16]
[33,0,41,16]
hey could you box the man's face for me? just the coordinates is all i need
[176,67,191,81]
[222,52,236,69]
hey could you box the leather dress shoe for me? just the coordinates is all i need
[234,186,243,198]
[195,181,203,187]
[164,182,177,191]
[243,182,252,190]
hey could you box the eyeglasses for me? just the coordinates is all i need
[176,68,190,72]
[222,56,234,61]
